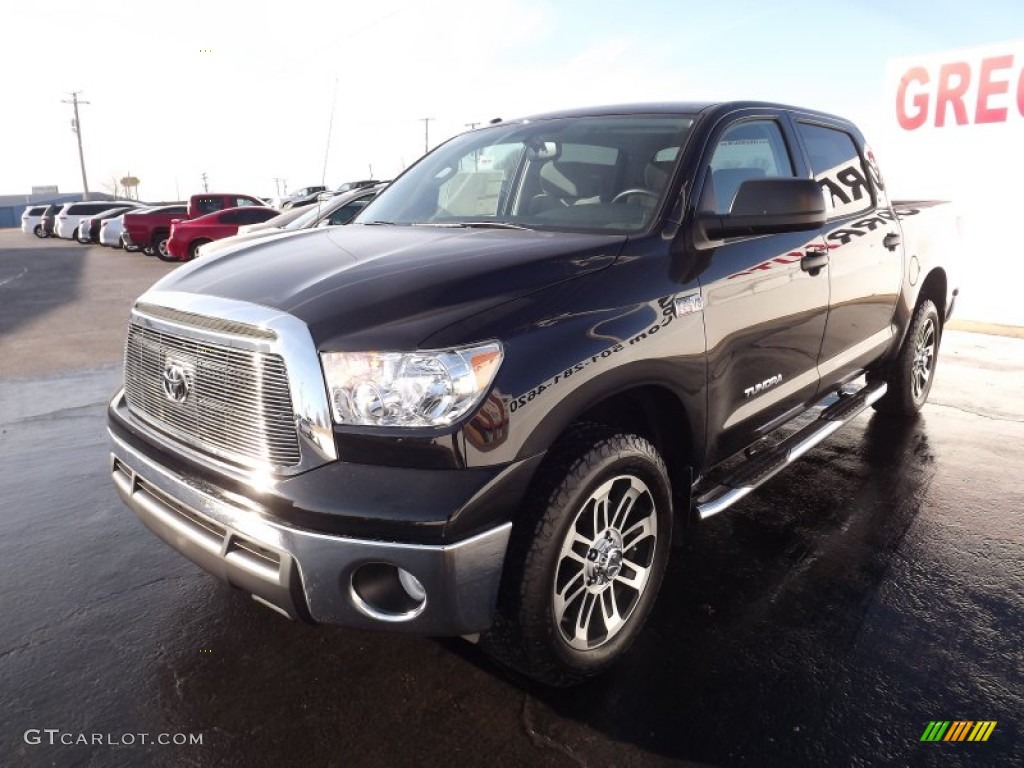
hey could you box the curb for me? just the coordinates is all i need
[946,319,1024,339]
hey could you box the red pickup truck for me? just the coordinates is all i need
[123,193,265,260]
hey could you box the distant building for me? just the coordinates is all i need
[0,192,117,228]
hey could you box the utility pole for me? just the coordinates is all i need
[421,117,434,154]
[465,123,482,169]
[62,91,91,201]
[201,172,209,193]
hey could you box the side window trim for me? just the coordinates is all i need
[697,116,798,216]
[794,119,876,220]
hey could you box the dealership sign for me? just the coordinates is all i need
[890,39,1024,130]
[884,40,1024,327]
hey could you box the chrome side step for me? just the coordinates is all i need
[695,381,888,520]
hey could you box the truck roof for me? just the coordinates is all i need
[517,100,850,125]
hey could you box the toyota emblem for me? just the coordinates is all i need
[162,362,190,403]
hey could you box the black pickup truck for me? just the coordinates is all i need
[108,101,959,685]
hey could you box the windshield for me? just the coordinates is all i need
[356,115,694,233]
[288,202,329,229]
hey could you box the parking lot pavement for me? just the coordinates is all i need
[1,230,1021,767]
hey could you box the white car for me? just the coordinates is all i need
[55,200,138,240]
[100,210,142,248]
[21,205,49,237]
[78,206,135,243]
[198,184,383,258]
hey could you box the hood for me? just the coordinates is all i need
[150,224,625,350]
[200,226,292,256]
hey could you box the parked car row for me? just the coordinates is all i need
[197,183,385,257]
[282,179,383,210]
[24,200,142,239]
[19,183,386,262]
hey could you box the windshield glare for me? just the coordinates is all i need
[355,116,694,233]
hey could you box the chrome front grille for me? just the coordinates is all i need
[123,322,301,467]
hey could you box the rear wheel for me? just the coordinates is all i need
[870,299,941,415]
[481,425,673,686]
[153,232,174,262]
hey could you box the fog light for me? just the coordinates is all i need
[349,563,428,622]
[398,568,426,602]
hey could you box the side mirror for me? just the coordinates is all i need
[701,178,825,239]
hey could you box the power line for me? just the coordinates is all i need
[62,91,91,201]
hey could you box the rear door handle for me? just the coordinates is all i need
[801,251,829,275]
[883,232,902,251]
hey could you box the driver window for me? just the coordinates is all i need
[702,120,794,214]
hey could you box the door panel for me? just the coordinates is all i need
[694,116,830,465]
[796,122,902,386]
[701,231,829,464]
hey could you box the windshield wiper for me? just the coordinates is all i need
[362,220,396,226]
[410,221,532,230]
[459,221,532,230]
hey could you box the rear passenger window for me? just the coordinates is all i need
[242,209,276,224]
[796,123,872,219]
[704,120,794,214]
[195,198,220,215]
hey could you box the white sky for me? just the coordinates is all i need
[2,0,1023,203]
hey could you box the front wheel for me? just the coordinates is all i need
[871,299,941,415]
[34,224,46,238]
[481,426,673,686]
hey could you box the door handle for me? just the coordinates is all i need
[800,251,829,275]
[883,232,902,251]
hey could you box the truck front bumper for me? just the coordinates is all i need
[107,394,534,634]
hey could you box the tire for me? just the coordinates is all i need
[870,299,941,415]
[33,224,46,238]
[153,232,175,262]
[481,425,673,686]
[187,239,210,260]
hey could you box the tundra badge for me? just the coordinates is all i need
[744,374,783,398]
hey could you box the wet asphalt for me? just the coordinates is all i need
[0,231,1022,768]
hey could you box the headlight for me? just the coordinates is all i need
[320,342,503,427]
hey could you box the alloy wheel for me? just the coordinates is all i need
[912,317,936,402]
[552,474,658,651]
